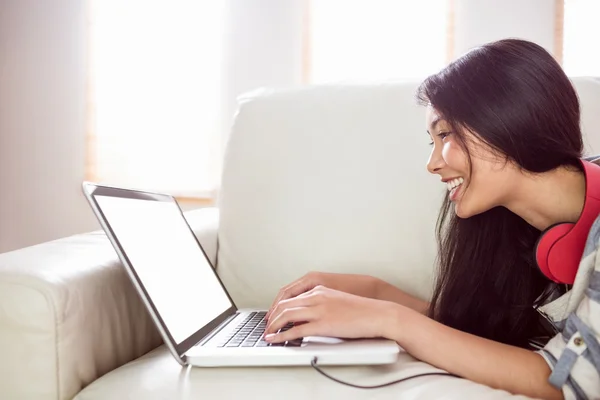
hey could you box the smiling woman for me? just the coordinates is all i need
[264,39,600,399]
[417,39,584,348]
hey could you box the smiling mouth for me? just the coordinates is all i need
[446,177,464,192]
[447,177,464,201]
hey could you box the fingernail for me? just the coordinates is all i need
[265,334,275,342]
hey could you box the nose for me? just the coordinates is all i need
[427,146,445,175]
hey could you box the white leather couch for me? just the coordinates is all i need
[1,78,600,400]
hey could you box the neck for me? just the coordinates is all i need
[503,164,586,231]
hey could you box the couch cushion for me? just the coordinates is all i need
[217,82,442,309]
[73,346,533,400]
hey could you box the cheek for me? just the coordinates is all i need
[460,162,499,211]
[441,142,467,170]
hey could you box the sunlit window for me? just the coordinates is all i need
[562,0,600,77]
[308,0,450,83]
[88,0,226,197]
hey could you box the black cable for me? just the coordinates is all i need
[310,357,460,389]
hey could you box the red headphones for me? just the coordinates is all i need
[535,159,600,284]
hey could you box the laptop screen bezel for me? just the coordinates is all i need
[83,182,238,358]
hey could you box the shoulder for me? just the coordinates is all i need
[586,154,600,166]
[586,212,600,253]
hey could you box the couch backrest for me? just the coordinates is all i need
[216,78,600,309]
[574,77,600,154]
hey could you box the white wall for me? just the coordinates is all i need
[0,0,98,253]
[0,0,564,253]
[219,0,305,158]
[454,0,556,57]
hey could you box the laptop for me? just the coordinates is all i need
[82,182,400,367]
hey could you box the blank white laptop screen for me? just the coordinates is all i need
[94,195,233,344]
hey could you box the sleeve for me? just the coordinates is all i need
[537,216,600,400]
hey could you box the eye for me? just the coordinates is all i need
[437,131,453,141]
[428,131,453,146]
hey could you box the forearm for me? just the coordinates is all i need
[384,304,562,399]
[385,304,563,400]
[373,278,429,314]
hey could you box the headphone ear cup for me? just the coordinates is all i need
[535,223,574,282]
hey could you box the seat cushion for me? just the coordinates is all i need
[73,346,534,400]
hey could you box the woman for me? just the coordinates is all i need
[263,39,599,399]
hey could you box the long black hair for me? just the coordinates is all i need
[416,39,583,348]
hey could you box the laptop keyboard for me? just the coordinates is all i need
[215,311,302,348]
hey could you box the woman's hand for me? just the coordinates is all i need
[265,272,379,320]
[263,285,398,343]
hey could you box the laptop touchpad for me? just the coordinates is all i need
[303,336,345,345]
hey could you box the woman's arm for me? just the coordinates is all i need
[386,303,563,400]
[373,278,430,315]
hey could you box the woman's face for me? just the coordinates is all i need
[425,106,514,218]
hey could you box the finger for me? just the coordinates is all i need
[266,280,308,319]
[267,292,320,325]
[265,322,317,343]
[266,279,315,319]
[296,288,319,297]
[267,285,295,319]
[265,306,317,335]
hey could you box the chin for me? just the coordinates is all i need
[453,200,479,219]
[454,199,493,219]
[454,207,473,219]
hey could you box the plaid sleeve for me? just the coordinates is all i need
[536,215,600,400]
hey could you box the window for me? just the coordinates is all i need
[562,0,600,77]
[87,1,453,199]
[307,0,452,83]
[87,1,226,199]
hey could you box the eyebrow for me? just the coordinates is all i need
[427,116,444,135]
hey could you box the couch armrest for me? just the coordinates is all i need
[0,206,219,400]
